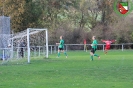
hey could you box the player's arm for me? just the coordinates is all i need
[56,40,62,45]
[101,39,106,43]
[56,43,60,46]
[111,40,116,43]
[56,41,60,45]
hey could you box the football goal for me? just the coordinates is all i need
[27,28,48,63]
[10,28,48,63]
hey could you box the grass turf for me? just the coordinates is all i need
[0,50,133,88]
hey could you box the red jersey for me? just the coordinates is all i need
[102,40,115,46]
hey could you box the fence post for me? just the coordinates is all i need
[24,47,25,57]
[17,47,19,59]
[54,45,56,53]
[122,44,124,51]
[39,46,40,56]
[11,36,14,59]
[66,45,67,51]
[2,49,5,61]
[34,47,36,56]
[103,45,104,51]
[51,45,52,54]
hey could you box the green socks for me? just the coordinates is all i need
[58,52,67,57]
[58,52,60,57]
[94,54,99,57]
[90,56,93,61]
[64,52,67,56]
[90,54,99,61]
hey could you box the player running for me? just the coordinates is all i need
[101,39,116,54]
[90,36,100,61]
[56,36,68,58]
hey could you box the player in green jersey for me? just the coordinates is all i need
[56,36,68,58]
[90,36,100,61]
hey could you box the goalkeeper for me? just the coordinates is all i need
[56,36,68,58]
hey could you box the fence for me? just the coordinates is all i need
[0,43,132,60]
[0,46,46,60]
[48,43,133,54]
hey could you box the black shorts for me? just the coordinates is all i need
[90,48,96,54]
[59,48,64,50]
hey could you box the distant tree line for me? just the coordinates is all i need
[0,0,133,44]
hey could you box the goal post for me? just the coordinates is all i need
[27,28,48,63]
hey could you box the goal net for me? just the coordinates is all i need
[7,28,48,64]
[27,28,48,63]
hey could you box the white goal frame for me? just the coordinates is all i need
[27,28,48,63]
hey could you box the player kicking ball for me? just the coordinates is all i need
[90,36,100,61]
[56,36,68,58]
[101,39,116,54]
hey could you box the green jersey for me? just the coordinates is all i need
[59,39,64,48]
[92,39,98,50]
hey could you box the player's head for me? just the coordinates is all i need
[60,36,63,39]
[92,36,96,40]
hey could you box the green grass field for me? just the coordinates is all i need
[0,50,133,88]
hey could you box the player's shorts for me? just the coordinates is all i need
[59,48,64,50]
[105,46,110,50]
[90,48,96,54]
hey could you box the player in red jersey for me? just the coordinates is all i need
[101,39,116,54]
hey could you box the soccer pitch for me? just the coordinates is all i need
[0,50,133,88]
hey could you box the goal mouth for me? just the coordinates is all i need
[5,28,49,64]
[27,28,48,63]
